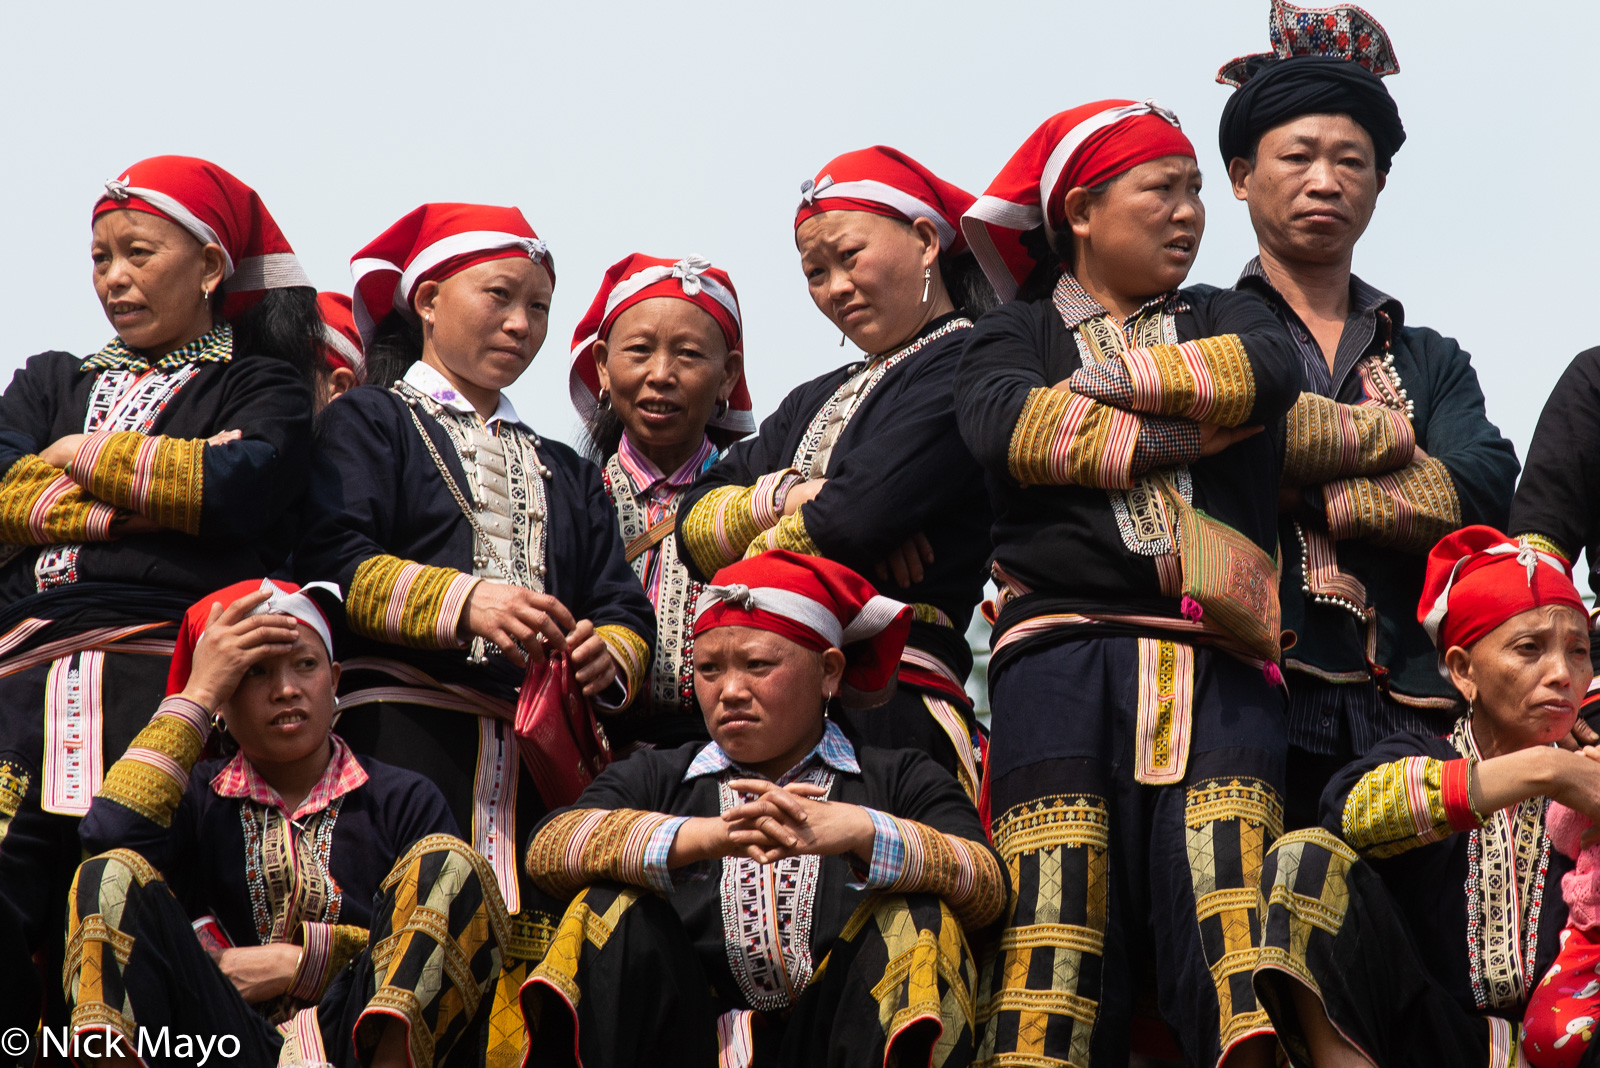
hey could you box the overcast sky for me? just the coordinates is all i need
[4,0,1592,464]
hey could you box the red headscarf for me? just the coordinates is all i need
[166,579,340,696]
[569,253,752,437]
[1418,526,1587,653]
[93,156,311,318]
[315,292,365,382]
[693,550,912,707]
[793,146,976,256]
[961,100,1196,302]
[349,203,554,346]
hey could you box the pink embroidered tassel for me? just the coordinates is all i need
[1263,661,1284,686]
[1179,596,1204,622]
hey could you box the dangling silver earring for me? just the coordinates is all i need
[597,387,611,411]
[200,286,210,303]
[921,267,931,303]
[839,331,847,347]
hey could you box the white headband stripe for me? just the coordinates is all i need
[1037,101,1161,217]
[226,252,311,293]
[395,231,551,312]
[803,179,957,250]
[240,578,342,657]
[597,265,741,335]
[99,181,235,277]
[695,586,843,648]
[320,324,366,378]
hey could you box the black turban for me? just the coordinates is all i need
[1218,55,1406,172]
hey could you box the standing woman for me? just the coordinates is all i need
[293,203,655,1054]
[676,147,994,800]
[954,103,1302,1066]
[570,253,749,747]
[0,155,318,1033]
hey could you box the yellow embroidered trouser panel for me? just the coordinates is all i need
[976,795,1110,1068]
[1183,777,1284,1055]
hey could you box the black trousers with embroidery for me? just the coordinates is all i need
[0,651,170,1042]
[63,835,507,1068]
[329,690,566,1067]
[1256,828,1545,1068]
[978,634,1287,1067]
[520,882,981,1068]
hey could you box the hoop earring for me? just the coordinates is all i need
[921,266,931,304]
[714,397,729,418]
[210,712,228,734]
[200,286,210,303]
[597,387,611,411]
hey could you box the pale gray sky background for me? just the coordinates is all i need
[3,0,1593,465]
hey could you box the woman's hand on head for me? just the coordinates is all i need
[216,943,300,1004]
[721,779,877,865]
[460,582,574,668]
[181,590,299,713]
[566,619,619,697]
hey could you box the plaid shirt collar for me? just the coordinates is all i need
[684,719,861,784]
[211,733,369,821]
[81,321,234,373]
[1051,273,1179,331]
[615,433,717,503]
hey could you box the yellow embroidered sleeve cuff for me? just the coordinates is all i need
[524,807,678,898]
[877,815,1008,930]
[97,696,210,828]
[1068,335,1257,426]
[744,509,821,559]
[0,455,120,544]
[348,555,481,649]
[1323,456,1460,551]
[679,468,803,578]
[1283,394,1415,487]
[1007,387,1140,489]
[288,921,370,1003]
[1514,532,1570,563]
[1341,755,1477,859]
[71,430,204,535]
[596,624,649,710]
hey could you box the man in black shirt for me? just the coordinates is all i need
[1217,0,1517,827]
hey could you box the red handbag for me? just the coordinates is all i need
[513,651,613,809]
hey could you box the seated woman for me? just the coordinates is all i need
[0,155,318,1035]
[1255,526,1600,1066]
[68,579,508,1067]
[570,252,750,747]
[520,551,1007,1068]
[675,148,995,800]
[294,203,655,1044]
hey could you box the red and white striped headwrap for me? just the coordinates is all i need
[349,203,554,346]
[569,253,752,436]
[94,155,311,317]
